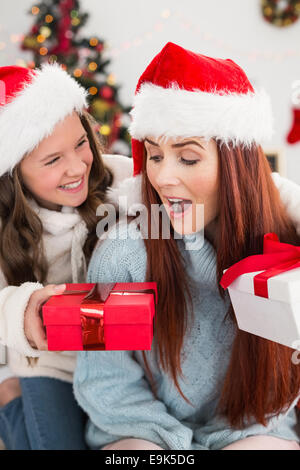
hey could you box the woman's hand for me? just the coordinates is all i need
[24,284,66,350]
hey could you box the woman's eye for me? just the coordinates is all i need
[180,158,199,166]
[149,155,162,162]
[77,139,88,148]
[45,157,60,166]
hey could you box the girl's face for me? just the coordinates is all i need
[145,136,219,236]
[20,111,93,211]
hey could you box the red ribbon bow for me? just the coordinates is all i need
[69,283,156,350]
[220,233,300,298]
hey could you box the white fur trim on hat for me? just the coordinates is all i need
[106,174,142,216]
[129,83,274,146]
[0,63,88,176]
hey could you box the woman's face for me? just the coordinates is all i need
[145,136,219,236]
[20,111,93,211]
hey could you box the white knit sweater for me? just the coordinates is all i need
[0,154,133,382]
[0,161,299,382]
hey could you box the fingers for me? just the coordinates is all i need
[34,284,66,305]
[25,284,66,350]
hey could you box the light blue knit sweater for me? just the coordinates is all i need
[73,221,300,450]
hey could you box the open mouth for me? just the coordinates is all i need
[166,197,193,217]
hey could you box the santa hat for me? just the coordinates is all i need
[129,42,273,176]
[0,63,88,177]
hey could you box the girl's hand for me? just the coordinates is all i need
[24,284,66,350]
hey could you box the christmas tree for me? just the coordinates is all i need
[21,0,131,156]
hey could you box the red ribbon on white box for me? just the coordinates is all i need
[220,233,300,298]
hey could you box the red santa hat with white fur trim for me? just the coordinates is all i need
[0,63,88,177]
[130,42,273,176]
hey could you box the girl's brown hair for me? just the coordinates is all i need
[141,141,300,428]
[0,110,113,286]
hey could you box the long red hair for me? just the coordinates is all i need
[140,141,300,428]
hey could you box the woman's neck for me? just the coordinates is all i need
[204,217,219,248]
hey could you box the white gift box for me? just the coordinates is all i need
[227,267,300,349]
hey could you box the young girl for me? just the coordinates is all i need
[73,42,300,451]
[0,63,133,449]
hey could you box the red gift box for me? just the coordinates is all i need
[42,282,157,351]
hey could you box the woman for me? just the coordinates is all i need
[74,42,300,450]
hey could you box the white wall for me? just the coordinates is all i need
[1,0,300,182]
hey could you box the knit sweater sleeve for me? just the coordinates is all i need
[73,223,193,450]
[0,279,45,357]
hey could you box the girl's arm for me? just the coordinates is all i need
[73,223,193,450]
[0,259,67,355]
[272,173,300,235]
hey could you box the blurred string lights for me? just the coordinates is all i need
[1,7,300,66]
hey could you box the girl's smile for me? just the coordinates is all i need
[58,175,85,192]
